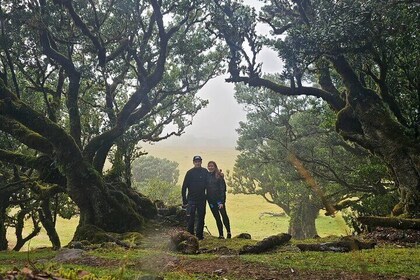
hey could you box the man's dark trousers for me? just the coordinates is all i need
[187,200,206,239]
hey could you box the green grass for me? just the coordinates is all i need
[0,248,55,262]
[6,216,77,250]
[1,237,418,279]
[240,246,420,276]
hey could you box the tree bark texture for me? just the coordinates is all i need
[67,164,157,238]
[38,199,61,250]
[288,198,319,239]
[1,82,157,240]
[12,211,41,251]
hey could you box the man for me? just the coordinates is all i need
[181,155,208,240]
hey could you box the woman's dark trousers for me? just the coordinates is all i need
[209,203,231,237]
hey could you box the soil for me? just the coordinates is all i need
[363,227,420,246]
[175,257,414,280]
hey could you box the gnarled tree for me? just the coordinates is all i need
[0,0,225,241]
[227,84,391,238]
[212,0,419,217]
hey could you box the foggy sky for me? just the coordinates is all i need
[151,1,281,148]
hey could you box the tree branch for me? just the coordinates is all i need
[1,79,83,167]
[0,149,42,169]
[58,0,106,66]
[0,115,53,154]
[227,75,345,111]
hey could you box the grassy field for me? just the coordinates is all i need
[145,144,349,239]
[6,145,348,250]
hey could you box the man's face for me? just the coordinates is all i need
[193,160,202,168]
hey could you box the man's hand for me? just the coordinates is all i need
[219,169,224,178]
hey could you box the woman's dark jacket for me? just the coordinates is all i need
[206,172,226,204]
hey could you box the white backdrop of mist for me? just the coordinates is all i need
[145,0,282,149]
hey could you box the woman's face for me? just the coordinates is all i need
[207,163,216,172]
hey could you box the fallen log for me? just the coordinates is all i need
[357,216,420,230]
[296,238,376,252]
[239,233,291,254]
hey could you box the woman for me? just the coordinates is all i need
[207,161,231,239]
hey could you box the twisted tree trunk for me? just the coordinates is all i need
[66,162,156,240]
[1,80,157,242]
[288,197,319,239]
[0,192,9,250]
[38,199,61,250]
[331,56,420,218]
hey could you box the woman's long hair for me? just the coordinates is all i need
[208,161,221,179]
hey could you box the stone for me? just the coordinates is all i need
[53,248,84,262]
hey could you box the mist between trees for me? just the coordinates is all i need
[0,0,418,250]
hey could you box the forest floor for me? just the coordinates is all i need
[1,221,419,280]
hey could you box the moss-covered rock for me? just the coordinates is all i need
[169,230,199,254]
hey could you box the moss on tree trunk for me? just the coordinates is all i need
[66,162,157,241]
[332,61,420,218]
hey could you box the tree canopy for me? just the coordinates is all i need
[0,0,226,246]
[227,82,392,238]
[132,156,180,206]
[214,0,419,217]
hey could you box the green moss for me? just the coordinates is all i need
[72,224,110,243]
[199,234,257,251]
[392,202,405,216]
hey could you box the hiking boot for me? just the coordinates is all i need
[227,233,231,239]
[218,236,225,239]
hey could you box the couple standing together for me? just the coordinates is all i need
[181,155,231,240]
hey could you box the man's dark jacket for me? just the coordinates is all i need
[182,167,208,205]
